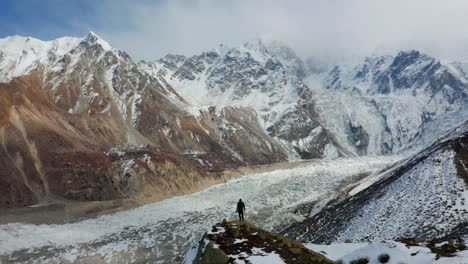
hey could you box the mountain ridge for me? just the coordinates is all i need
[0,32,291,209]
[1,32,467,211]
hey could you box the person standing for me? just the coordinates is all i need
[237,199,245,221]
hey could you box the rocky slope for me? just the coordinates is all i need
[282,121,468,243]
[183,220,334,264]
[0,33,289,209]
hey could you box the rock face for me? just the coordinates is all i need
[282,122,468,243]
[183,221,335,264]
[0,33,289,209]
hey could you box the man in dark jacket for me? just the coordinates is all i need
[237,199,245,221]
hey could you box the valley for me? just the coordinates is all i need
[0,156,399,263]
[0,29,467,264]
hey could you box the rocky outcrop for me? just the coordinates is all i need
[183,220,335,264]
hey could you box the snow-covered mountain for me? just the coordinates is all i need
[314,50,468,155]
[1,31,468,264]
[282,121,468,243]
[0,35,82,83]
[147,42,468,159]
[0,32,290,209]
[140,39,350,159]
[1,32,467,238]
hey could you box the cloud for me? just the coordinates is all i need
[92,0,468,62]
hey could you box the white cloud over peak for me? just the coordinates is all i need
[95,0,468,62]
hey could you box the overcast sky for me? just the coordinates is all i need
[2,0,468,62]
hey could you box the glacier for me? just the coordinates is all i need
[0,156,399,263]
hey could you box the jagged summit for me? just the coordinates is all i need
[80,31,113,51]
[77,31,131,61]
[395,49,427,59]
[240,38,271,61]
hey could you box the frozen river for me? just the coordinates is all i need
[0,156,400,264]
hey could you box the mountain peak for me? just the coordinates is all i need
[394,49,435,62]
[242,38,269,55]
[81,31,113,51]
[397,49,421,56]
[87,31,99,38]
[0,34,81,82]
[390,49,438,74]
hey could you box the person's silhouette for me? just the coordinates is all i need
[237,199,245,221]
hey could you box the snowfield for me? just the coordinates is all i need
[0,156,399,264]
[282,123,468,244]
[307,241,468,264]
